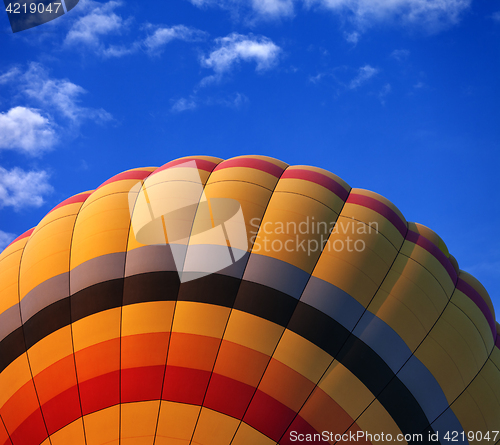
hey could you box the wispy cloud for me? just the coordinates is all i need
[64,0,129,48]
[101,24,207,58]
[307,0,470,29]
[5,63,112,125]
[391,49,410,61]
[201,33,281,84]
[189,0,471,30]
[171,97,198,113]
[143,25,207,55]
[63,1,207,58]
[171,92,249,112]
[378,83,391,104]
[309,72,325,84]
[188,0,294,19]
[0,107,57,155]
[344,31,360,45]
[0,63,111,155]
[251,0,295,18]
[0,230,16,252]
[349,65,378,89]
[0,166,53,210]
[492,11,500,22]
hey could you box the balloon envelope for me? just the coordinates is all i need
[0,155,498,445]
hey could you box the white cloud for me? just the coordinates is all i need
[378,83,391,104]
[0,230,16,252]
[305,0,471,29]
[143,25,207,55]
[344,31,360,45]
[0,107,57,155]
[188,0,294,19]
[171,97,198,113]
[391,49,410,61]
[349,65,378,89]
[251,0,294,17]
[64,1,206,58]
[15,63,112,125]
[171,92,248,112]
[309,72,325,83]
[0,167,53,210]
[201,33,281,83]
[100,43,139,58]
[189,0,471,29]
[64,0,127,47]
[88,23,207,58]
[0,68,21,85]
[218,92,249,107]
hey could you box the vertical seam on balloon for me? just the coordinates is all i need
[408,269,497,441]
[385,270,462,438]
[215,163,292,445]
[149,158,224,445]
[16,228,54,444]
[275,191,410,445]
[67,194,93,445]
[266,181,355,445]
[0,248,23,445]
[179,160,290,445]
[181,159,236,445]
[335,228,463,445]
[120,168,157,445]
[445,298,493,371]
[0,415,12,445]
[425,322,496,442]
[0,346,13,445]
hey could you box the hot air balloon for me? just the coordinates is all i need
[0,155,498,445]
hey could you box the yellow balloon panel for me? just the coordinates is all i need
[72,308,121,353]
[155,401,200,444]
[19,215,75,299]
[0,353,32,408]
[47,418,86,445]
[223,310,283,357]
[271,329,331,383]
[121,301,175,337]
[70,193,132,269]
[121,400,160,445]
[351,400,405,442]
[317,361,374,420]
[457,359,500,432]
[84,405,120,445]
[172,302,230,338]
[231,421,277,445]
[414,301,489,404]
[252,192,338,272]
[191,407,240,445]
[399,241,455,297]
[313,216,397,308]
[368,255,450,351]
[0,247,23,314]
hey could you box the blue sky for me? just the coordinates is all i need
[0,0,499,313]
